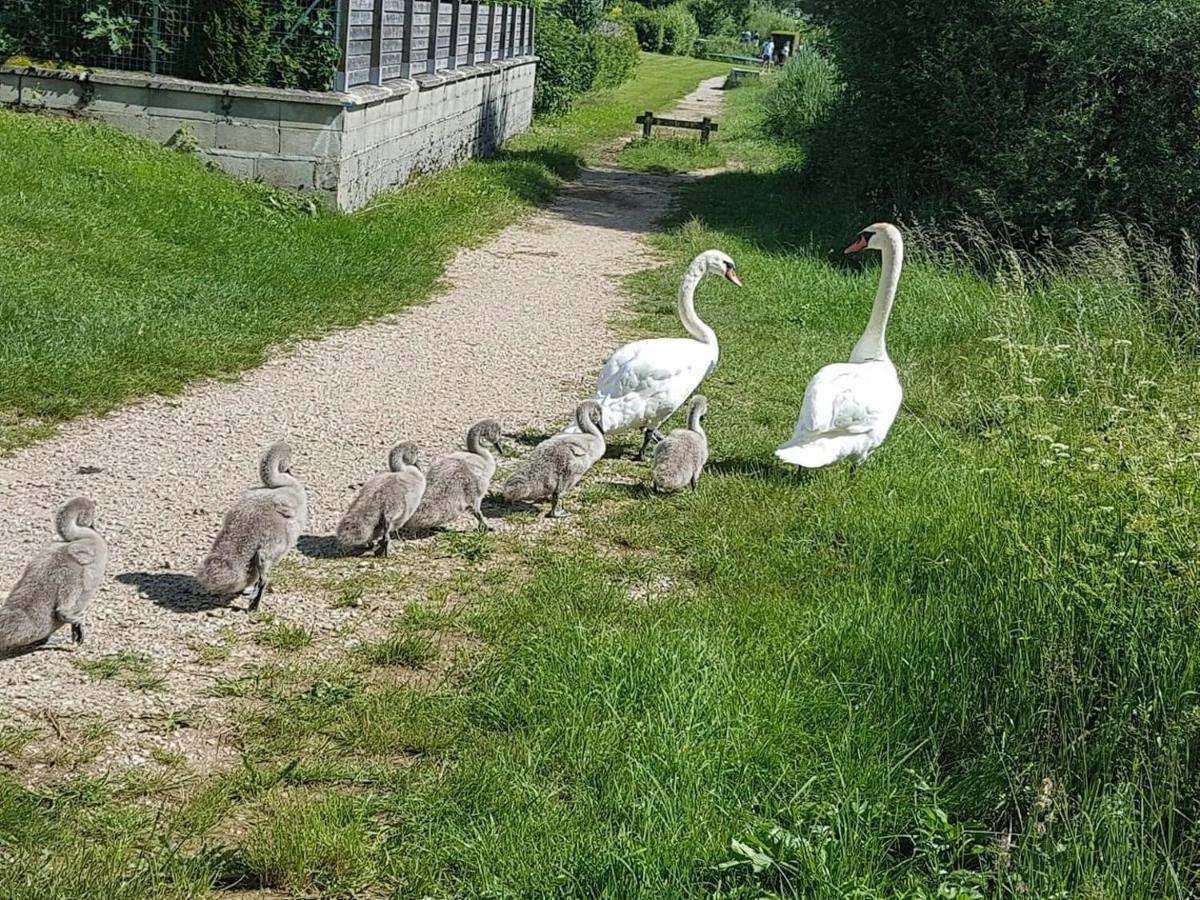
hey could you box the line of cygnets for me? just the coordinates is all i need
[0,223,904,659]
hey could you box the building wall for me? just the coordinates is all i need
[0,58,537,211]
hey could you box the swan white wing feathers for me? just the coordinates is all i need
[579,338,717,434]
[775,360,902,468]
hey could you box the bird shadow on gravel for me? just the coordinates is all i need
[482,496,539,519]
[117,571,228,613]
[297,534,344,560]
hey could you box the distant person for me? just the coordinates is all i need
[751,30,759,43]
[761,38,774,65]
[740,30,751,43]
[780,41,791,63]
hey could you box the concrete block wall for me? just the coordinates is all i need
[0,58,537,211]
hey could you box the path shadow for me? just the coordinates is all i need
[506,429,552,449]
[0,637,77,662]
[599,480,654,499]
[297,534,343,560]
[117,571,229,613]
[482,495,539,518]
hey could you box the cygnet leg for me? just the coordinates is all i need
[547,493,570,519]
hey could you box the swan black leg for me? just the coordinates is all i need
[473,500,492,532]
[635,429,654,461]
[547,493,569,519]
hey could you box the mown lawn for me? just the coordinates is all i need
[0,53,725,451]
[3,75,1200,898]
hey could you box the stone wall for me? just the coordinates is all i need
[0,57,536,211]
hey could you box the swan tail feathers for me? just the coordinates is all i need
[196,547,252,595]
[336,511,376,551]
[774,439,846,469]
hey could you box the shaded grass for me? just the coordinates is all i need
[615,135,725,173]
[0,53,726,450]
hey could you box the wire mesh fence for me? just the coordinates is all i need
[0,0,342,89]
[1,0,534,92]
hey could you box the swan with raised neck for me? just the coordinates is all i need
[848,223,903,363]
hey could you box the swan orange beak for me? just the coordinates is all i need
[725,268,743,287]
[844,236,869,254]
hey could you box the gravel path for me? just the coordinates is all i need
[0,76,726,773]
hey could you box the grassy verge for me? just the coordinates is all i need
[0,53,725,452]
[4,71,1198,898]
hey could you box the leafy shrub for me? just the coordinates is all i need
[658,3,698,55]
[747,1,801,38]
[626,3,665,52]
[192,0,269,85]
[586,21,640,89]
[533,14,594,116]
[688,0,746,38]
[263,0,342,91]
[555,0,605,34]
[761,45,842,144]
[814,0,1200,247]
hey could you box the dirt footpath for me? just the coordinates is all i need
[0,76,727,773]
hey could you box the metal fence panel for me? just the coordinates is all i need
[4,0,532,90]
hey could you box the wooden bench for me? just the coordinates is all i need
[635,111,720,144]
[724,67,761,88]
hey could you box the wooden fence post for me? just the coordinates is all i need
[700,116,712,143]
[448,0,461,68]
[467,1,478,65]
[425,0,438,73]
[485,3,496,61]
[507,3,516,58]
[334,0,353,90]
[642,111,653,139]
[368,0,385,84]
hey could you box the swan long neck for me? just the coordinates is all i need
[688,406,706,438]
[577,404,603,438]
[261,446,297,489]
[56,499,96,542]
[678,260,717,347]
[467,431,493,463]
[850,234,903,363]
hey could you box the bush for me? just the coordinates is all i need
[626,3,665,52]
[533,14,595,116]
[587,22,640,89]
[193,0,269,85]
[556,0,606,34]
[761,45,842,144]
[263,0,342,91]
[658,3,699,55]
[814,0,1200,247]
[688,0,747,38]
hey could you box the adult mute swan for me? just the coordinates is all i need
[573,249,740,459]
[775,223,904,469]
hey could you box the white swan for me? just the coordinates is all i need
[775,223,904,469]
[574,249,741,459]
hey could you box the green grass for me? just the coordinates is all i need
[254,622,314,652]
[615,135,726,173]
[72,651,165,691]
[4,59,1198,898]
[359,631,438,668]
[0,53,725,450]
